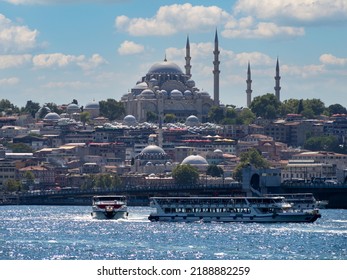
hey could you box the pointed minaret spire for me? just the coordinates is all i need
[274,57,281,101]
[246,61,253,107]
[185,35,192,78]
[164,54,167,62]
[213,29,220,106]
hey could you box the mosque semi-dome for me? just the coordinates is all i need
[181,154,208,165]
[140,89,156,99]
[147,60,183,75]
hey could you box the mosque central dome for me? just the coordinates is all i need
[147,60,183,75]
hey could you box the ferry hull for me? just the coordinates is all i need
[91,209,128,220]
[148,212,321,223]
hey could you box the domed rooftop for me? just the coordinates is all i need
[85,101,99,109]
[134,81,148,90]
[140,89,155,98]
[148,60,183,75]
[66,103,80,113]
[44,112,61,121]
[170,89,183,99]
[185,115,200,126]
[181,154,208,165]
[123,114,137,125]
[140,145,166,155]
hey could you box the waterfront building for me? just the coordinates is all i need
[0,159,16,189]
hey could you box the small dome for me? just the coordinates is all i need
[134,82,148,90]
[140,89,155,99]
[200,91,210,97]
[181,154,208,165]
[214,149,223,155]
[184,90,193,96]
[123,115,137,125]
[85,101,99,109]
[140,145,166,155]
[186,79,195,88]
[44,112,61,121]
[66,103,80,114]
[185,115,200,126]
[170,89,183,99]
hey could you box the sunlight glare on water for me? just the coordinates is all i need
[0,206,346,260]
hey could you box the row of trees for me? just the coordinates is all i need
[0,98,126,121]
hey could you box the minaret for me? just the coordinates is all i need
[213,29,220,106]
[246,62,252,107]
[185,35,192,78]
[274,57,281,101]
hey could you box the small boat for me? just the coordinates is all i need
[91,195,128,220]
[148,196,321,223]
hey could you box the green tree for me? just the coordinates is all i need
[0,99,19,115]
[80,111,90,128]
[146,111,158,123]
[208,106,224,123]
[172,164,199,186]
[4,179,22,193]
[233,148,270,182]
[7,143,34,153]
[250,93,281,119]
[46,102,63,115]
[206,164,224,177]
[236,108,256,125]
[304,135,340,152]
[327,104,347,116]
[303,99,325,117]
[164,113,176,123]
[99,99,125,121]
[21,100,40,118]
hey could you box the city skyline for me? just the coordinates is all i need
[0,0,346,108]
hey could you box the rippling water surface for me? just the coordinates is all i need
[0,206,346,260]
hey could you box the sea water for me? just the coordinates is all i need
[0,206,346,260]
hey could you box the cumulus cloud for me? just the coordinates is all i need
[32,53,107,70]
[233,0,347,24]
[0,54,32,69]
[222,18,305,39]
[0,77,19,86]
[115,3,230,36]
[0,13,38,53]
[320,54,347,66]
[118,41,144,55]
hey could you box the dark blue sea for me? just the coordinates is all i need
[0,206,346,260]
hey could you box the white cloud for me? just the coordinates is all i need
[222,19,305,39]
[320,54,347,66]
[77,54,108,71]
[118,41,144,55]
[115,3,230,36]
[0,77,19,86]
[234,0,347,24]
[0,14,38,53]
[0,54,32,69]
[42,81,90,89]
[32,53,107,70]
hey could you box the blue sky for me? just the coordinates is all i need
[0,0,346,109]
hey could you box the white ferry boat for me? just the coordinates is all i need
[265,193,328,210]
[148,196,321,223]
[91,195,128,220]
